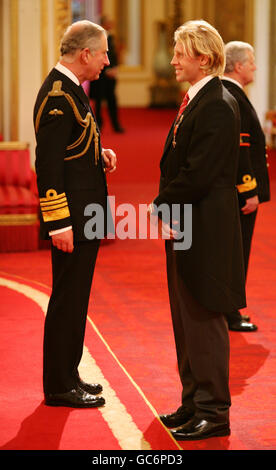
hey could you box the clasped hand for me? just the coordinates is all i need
[147,205,178,240]
[241,195,259,215]
[102,148,117,173]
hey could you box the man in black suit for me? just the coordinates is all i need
[89,16,124,132]
[34,20,116,408]
[148,20,246,440]
[222,41,270,332]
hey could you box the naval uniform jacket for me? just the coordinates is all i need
[154,77,246,314]
[34,68,109,241]
[221,79,270,208]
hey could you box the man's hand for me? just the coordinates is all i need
[241,195,259,215]
[102,148,117,173]
[51,229,74,253]
[147,204,177,239]
[158,219,178,239]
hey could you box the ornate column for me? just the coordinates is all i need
[10,0,19,141]
[150,0,183,107]
[54,0,72,62]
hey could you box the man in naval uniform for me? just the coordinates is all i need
[222,41,270,332]
[34,20,116,408]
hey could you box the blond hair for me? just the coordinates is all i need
[174,20,225,76]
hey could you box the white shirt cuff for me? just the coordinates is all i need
[49,226,72,236]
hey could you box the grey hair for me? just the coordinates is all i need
[60,20,105,58]
[224,41,254,73]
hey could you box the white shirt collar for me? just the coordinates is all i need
[187,75,214,102]
[222,76,243,89]
[55,62,80,86]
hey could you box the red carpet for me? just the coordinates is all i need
[0,108,276,451]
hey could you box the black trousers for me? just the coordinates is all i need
[43,239,100,395]
[165,241,231,423]
[94,78,120,130]
[226,209,257,324]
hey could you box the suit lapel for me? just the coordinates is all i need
[162,118,177,157]
[161,77,220,165]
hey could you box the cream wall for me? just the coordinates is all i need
[2,0,10,140]
[18,0,41,157]
[106,0,168,107]
[2,0,43,163]
[1,0,69,164]
[249,0,270,125]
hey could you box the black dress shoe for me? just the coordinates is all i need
[171,416,230,441]
[229,320,258,332]
[114,126,125,133]
[77,378,103,395]
[45,388,105,408]
[241,314,250,322]
[159,407,194,428]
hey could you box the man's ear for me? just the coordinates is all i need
[79,48,91,64]
[234,61,243,73]
[199,54,209,67]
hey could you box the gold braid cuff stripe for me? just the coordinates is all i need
[35,81,99,165]
[39,189,70,222]
[236,174,257,193]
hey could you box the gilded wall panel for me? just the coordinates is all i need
[54,0,72,62]
[269,0,276,109]
[0,0,3,136]
[213,0,253,44]
[10,0,18,141]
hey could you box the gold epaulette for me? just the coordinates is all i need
[35,81,99,165]
[40,189,70,223]
[236,174,257,193]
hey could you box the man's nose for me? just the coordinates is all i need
[105,53,110,66]
[171,55,177,65]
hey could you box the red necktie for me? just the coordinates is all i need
[173,93,190,147]
[176,92,190,121]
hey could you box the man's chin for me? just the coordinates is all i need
[90,73,100,81]
[175,72,184,82]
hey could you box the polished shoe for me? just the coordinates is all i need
[171,416,230,441]
[229,320,258,332]
[241,314,250,322]
[159,407,194,428]
[114,126,125,133]
[45,388,105,408]
[77,378,103,395]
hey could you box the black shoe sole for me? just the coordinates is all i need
[229,327,257,332]
[172,428,230,441]
[45,399,105,408]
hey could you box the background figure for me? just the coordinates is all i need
[222,41,270,332]
[148,20,246,441]
[89,16,124,133]
[34,20,116,408]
